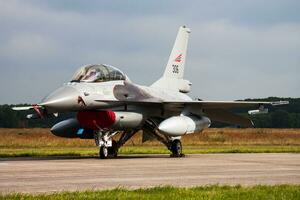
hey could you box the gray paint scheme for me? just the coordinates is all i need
[12,26,288,158]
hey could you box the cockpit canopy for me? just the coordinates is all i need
[71,64,126,83]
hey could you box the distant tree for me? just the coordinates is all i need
[250,115,272,128]
[289,113,300,128]
[0,105,19,128]
[271,110,290,128]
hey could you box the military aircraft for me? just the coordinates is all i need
[13,26,288,159]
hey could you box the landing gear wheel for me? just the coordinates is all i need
[108,140,118,158]
[99,146,108,159]
[170,139,184,157]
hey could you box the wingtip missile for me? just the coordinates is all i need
[271,101,289,106]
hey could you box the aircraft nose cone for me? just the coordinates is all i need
[41,86,80,111]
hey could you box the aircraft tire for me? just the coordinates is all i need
[170,139,182,157]
[108,140,118,158]
[99,146,108,159]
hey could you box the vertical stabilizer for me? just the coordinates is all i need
[151,26,191,92]
[164,26,190,79]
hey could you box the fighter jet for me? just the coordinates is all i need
[13,26,288,159]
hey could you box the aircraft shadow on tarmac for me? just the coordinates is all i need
[0,154,183,161]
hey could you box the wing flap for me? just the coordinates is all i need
[204,109,254,127]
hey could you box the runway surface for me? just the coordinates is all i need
[0,153,299,193]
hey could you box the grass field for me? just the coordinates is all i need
[1,185,300,200]
[0,128,299,157]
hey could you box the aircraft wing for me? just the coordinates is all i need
[95,99,288,109]
[95,99,288,127]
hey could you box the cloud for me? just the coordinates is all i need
[187,20,300,99]
[0,33,59,64]
[0,0,299,103]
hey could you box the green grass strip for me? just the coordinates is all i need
[1,185,300,200]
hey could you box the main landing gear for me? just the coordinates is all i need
[94,121,185,159]
[94,130,137,159]
[170,139,184,157]
[144,120,185,158]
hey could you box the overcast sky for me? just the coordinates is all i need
[0,0,299,104]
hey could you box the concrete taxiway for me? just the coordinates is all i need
[0,153,299,193]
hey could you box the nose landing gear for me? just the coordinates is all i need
[94,131,117,159]
[99,146,108,159]
[99,140,118,159]
[94,130,137,159]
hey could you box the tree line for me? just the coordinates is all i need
[0,97,299,128]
